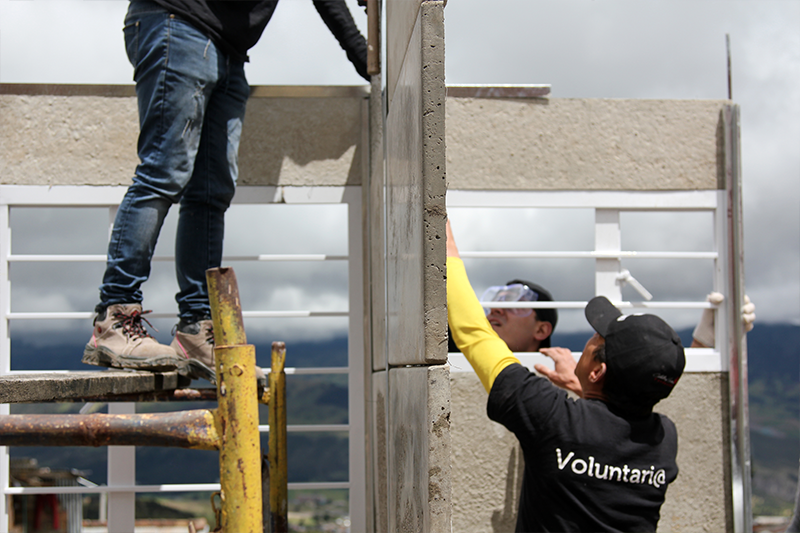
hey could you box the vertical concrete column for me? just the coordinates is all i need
[377,2,450,531]
[385,0,447,367]
[387,365,450,533]
[372,371,389,533]
[368,73,387,372]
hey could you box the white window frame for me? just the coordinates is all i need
[446,187,755,529]
[0,184,367,532]
[446,189,730,374]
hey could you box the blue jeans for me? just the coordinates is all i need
[98,0,250,321]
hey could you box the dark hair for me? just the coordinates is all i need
[506,279,558,348]
[593,342,606,364]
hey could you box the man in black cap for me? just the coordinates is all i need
[447,220,684,532]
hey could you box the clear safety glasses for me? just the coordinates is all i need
[480,284,538,317]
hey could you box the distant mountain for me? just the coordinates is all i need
[6,324,799,515]
[8,336,350,487]
[549,327,697,353]
[9,335,349,372]
[745,324,800,516]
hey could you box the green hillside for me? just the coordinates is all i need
[6,325,800,521]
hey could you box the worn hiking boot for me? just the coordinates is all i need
[171,318,266,387]
[171,319,215,368]
[171,318,217,383]
[83,303,181,371]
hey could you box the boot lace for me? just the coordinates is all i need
[112,309,156,340]
[203,323,215,345]
[170,320,215,345]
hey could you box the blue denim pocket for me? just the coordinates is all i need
[123,21,139,66]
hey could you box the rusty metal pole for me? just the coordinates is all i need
[366,0,380,76]
[207,267,263,533]
[269,341,288,533]
[0,410,220,449]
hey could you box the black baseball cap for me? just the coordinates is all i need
[585,296,685,409]
[507,279,558,348]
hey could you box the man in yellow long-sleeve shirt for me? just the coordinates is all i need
[446,219,685,532]
[447,276,558,354]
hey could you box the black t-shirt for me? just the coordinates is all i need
[150,0,368,78]
[488,363,679,532]
[152,0,279,62]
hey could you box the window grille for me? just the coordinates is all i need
[0,184,367,531]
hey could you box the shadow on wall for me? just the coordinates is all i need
[238,97,364,187]
[491,446,524,533]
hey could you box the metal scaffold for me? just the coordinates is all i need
[0,267,288,533]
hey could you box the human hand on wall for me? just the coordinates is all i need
[535,347,583,396]
[691,292,756,348]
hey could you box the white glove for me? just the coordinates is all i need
[692,292,756,347]
[742,295,756,333]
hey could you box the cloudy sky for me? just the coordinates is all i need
[1,0,798,348]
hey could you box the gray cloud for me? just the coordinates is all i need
[1,0,797,349]
[445,0,800,325]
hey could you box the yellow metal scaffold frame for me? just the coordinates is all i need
[0,267,288,533]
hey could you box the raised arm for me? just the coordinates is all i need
[692,292,756,348]
[446,219,520,393]
[313,0,370,81]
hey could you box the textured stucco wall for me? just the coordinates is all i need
[446,98,726,191]
[0,94,139,186]
[450,371,732,532]
[2,92,723,192]
[0,90,364,187]
[657,372,733,533]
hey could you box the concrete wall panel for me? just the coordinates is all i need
[387,365,451,533]
[385,1,447,367]
[446,98,726,191]
[450,371,731,533]
[368,76,388,372]
[385,0,423,108]
[372,371,389,533]
[385,13,424,366]
[0,90,364,187]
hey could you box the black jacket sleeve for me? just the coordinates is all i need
[313,0,370,81]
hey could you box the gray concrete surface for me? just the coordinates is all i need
[372,371,389,533]
[384,365,450,533]
[0,370,184,403]
[367,74,388,373]
[450,371,732,532]
[385,0,447,367]
[385,0,424,109]
[0,86,366,187]
[446,97,726,191]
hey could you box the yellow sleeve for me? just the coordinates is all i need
[447,257,521,393]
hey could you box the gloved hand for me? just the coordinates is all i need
[692,292,755,347]
[742,295,756,332]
